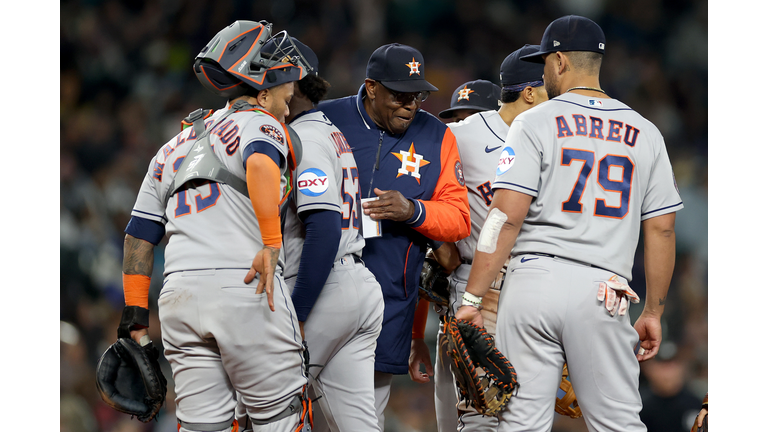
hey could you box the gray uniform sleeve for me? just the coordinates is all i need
[293,137,342,215]
[492,118,542,197]
[641,132,684,220]
[131,153,169,224]
[239,115,291,172]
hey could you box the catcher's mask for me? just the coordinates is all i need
[194,20,309,99]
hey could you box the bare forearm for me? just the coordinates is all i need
[641,214,676,317]
[123,235,155,276]
[465,190,531,298]
[465,222,520,298]
[432,242,462,274]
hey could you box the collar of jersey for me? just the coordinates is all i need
[355,84,374,130]
[224,101,277,121]
[289,108,318,124]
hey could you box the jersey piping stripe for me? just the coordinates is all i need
[493,181,538,193]
[479,113,506,143]
[275,276,308,379]
[132,208,168,222]
[641,201,684,216]
[296,202,341,210]
[554,99,635,112]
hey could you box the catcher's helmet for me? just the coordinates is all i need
[194,20,309,98]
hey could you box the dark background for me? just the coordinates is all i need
[60,1,707,431]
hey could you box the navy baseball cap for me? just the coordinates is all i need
[366,43,439,93]
[500,45,545,87]
[438,80,501,119]
[262,36,319,76]
[521,15,606,63]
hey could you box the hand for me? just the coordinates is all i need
[244,245,281,312]
[455,305,484,328]
[362,188,414,221]
[633,312,662,362]
[129,327,149,345]
[692,406,708,431]
[597,276,640,316]
[408,338,434,383]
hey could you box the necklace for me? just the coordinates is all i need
[566,86,606,95]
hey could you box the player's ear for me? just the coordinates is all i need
[256,87,270,108]
[522,86,535,104]
[364,79,377,100]
[556,52,569,75]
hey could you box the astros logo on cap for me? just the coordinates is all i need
[457,85,475,101]
[406,57,421,76]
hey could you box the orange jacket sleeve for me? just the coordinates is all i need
[410,128,470,242]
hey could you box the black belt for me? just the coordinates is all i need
[522,253,613,273]
[352,254,363,264]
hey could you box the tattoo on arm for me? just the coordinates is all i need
[123,235,155,276]
[658,297,666,306]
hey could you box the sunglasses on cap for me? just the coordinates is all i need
[378,82,430,105]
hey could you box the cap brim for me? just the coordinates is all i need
[519,50,548,63]
[380,79,439,93]
[438,105,493,119]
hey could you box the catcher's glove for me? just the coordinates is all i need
[96,337,168,422]
[555,363,582,418]
[419,257,450,307]
[443,315,518,416]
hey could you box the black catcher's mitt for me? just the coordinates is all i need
[443,315,518,416]
[419,257,450,307]
[96,338,168,422]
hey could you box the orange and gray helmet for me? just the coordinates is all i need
[194,20,309,98]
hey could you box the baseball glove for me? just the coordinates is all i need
[555,363,582,418]
[419,257,450,307]
[96,337,168,422]
[443,315,518,416]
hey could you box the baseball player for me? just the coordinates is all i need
[455,15,683,432]
[428,44,549,432]
[120,21,312,432]
[438,79,502,123]
[272,38,385,431]
[318,43,471,430]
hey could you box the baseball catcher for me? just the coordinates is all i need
[442,315,518,416]
[96,314,168,423]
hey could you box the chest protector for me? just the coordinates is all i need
[163,101,302,208]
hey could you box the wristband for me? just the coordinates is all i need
[462,291,483,309]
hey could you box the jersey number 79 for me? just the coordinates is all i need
[561,148,634,219]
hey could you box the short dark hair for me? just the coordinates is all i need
[500,89,521,104]
[298,75,331,105]
[566,51,603,75]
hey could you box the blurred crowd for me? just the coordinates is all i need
[60,0,707,431]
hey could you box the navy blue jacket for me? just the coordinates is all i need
[318,85,470,374]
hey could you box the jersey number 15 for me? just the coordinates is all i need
[561,148,634,219]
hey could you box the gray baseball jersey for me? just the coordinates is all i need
[282,110,365,278]
[493,93,683,279]
[131,103,308,430]
[450,110,510,265]
[282,109,383,431]
[131,105,291,275]
[432,110,508,432]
